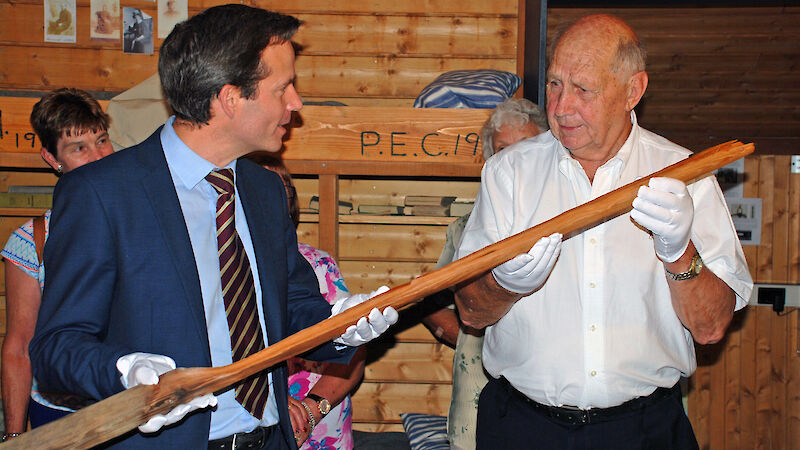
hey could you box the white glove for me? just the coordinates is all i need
[332,286,399,347]
[492,233,562,294]
[116,352,218,433]
[631,177,694,263]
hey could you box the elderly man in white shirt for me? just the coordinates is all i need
[454,14,752,450]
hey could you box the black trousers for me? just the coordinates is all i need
[476,377,699,450]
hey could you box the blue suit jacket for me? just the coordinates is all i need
[30,129,353,449]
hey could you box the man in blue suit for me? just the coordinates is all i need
[30,5,397,449]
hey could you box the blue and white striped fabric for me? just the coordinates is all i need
[413,69,522,109]
[400,413,449,450]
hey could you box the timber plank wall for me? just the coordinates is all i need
[1,1,799,448]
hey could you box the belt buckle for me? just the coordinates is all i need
[550,405,589,425]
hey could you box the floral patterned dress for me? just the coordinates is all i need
[289,243,353,450]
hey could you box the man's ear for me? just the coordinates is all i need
[216,84,241,119]
[625,71,648,111]
[40,147,61,172]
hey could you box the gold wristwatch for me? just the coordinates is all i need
[665,253,703,281]
[306,393,332,416]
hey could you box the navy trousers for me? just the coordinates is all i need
[476,377,699,450]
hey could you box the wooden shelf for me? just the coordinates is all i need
[299,213,457,225]
[0,152,49,169]
[0,207,47,216]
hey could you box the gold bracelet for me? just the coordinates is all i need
[299,399,316,431]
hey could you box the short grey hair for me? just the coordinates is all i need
[481,98,548,160]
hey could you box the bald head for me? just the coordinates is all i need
[552,14,646,79]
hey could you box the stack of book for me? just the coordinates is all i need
[449,197,475,217]
[308,196,353,214]
[0,186,55,208]
[404,195,456,217]
[356,204,409,215]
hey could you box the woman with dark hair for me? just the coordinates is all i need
[1,88,114,441]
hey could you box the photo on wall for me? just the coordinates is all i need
[123,7,153,54]
[44,0,77,43]
[158,0,187,38]
[90,0,121,42]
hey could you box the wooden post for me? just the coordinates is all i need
[317,173,339,259]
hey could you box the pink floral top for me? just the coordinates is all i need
[290,243,353,449]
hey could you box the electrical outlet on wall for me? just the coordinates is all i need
[791,155,800,174]
[748,284,800,312]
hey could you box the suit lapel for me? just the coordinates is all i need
[137,133,210,355]
[236,161,286,346]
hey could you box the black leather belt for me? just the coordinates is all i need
[208,425,275,450]
[504,378,680,425]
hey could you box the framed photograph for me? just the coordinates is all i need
[123,7,153,54]
[90,0,120,42]
[44,0,77,43]
[158,0,187,38]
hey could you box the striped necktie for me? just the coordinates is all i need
[205,168,269,419]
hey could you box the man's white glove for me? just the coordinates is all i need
[117,352,217,433]
[332,286,399,347]
[631,177,694,263]
[492,233,562,294]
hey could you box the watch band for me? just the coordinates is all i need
[299,399,317,430]
[665,253,703,281]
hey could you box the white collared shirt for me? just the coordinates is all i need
[455,112,752,409]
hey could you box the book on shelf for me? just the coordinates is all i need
[409,204,451,217]
[0,192,53,208]
[449,201,474,217]
[7,185,56,194]
[404,195,457,207]
[357,204,405,215]
[308,196,353,215]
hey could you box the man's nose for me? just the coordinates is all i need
[550,91,574,117]
[286,84,303,112]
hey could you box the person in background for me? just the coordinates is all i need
[419,98,548,450]
[1,88,115,441]
[260,156,366,450]
[29,6,397,449]
[454,14,752,449]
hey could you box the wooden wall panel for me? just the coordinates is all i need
[363,342,453,384]
[293,55,515,100]
[351,383,452,424]
[688,155,799,450]
[1,47,514,99]
[339,261,436,294]
[200,0,520,15]
[338,179,479,208]
[338,224,446,262]
[2,4,518,57]
[1,0,521,104]
[293,14,518,57]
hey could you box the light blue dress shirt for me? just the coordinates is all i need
[160,117,279,439]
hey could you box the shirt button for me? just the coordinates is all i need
[590,370,597,377]
[590,325,596,331]
[589,282,596,288]
[589,238,597,245]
